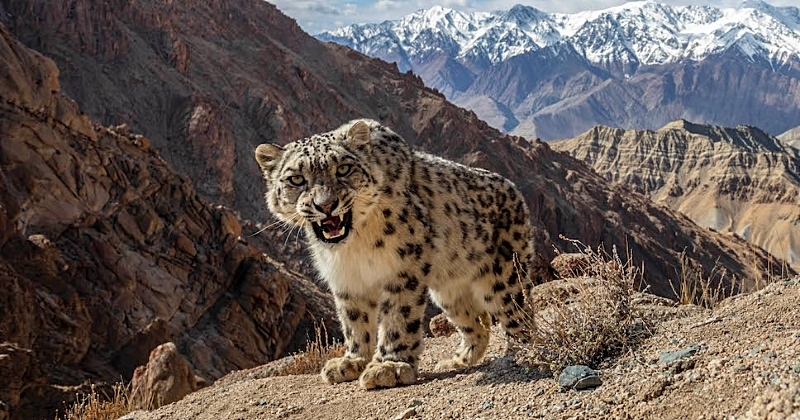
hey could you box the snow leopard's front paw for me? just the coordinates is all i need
[321,356,368,384]
[358,360,417,390]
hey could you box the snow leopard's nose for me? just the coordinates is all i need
[314,198,338,215]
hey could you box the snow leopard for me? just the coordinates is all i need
[255,119,534,389]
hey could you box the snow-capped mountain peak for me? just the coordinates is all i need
[316,1,800,69]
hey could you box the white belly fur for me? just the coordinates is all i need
[310,227,403,298]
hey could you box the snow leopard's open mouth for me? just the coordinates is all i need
[311,210,353,244]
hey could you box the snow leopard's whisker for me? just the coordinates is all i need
[250,214,302,237]
[249,224,270,237]
[278,217,302,237]
[284,223,302,247]
[249,219,285,236]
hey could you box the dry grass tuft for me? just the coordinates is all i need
[670,251,761,308]
[271,322,345,377]
[672,255,731,308]
[517,239,651,374]
[56,383,134,420]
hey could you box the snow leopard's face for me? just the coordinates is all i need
[255,121,380,245]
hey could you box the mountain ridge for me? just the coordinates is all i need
[552,119,800,266]
[318,1,800,140]
[319,1,800,72]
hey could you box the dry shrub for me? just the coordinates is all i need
[271,322,345,376]
[517,239,651,374]
[671,251,751,308]
[56,383,134,420]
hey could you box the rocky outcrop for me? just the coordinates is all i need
[551,120,800,266]
[131,342,204,409]
[0,23,336,420]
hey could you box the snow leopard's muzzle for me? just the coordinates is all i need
[310,199,353,244]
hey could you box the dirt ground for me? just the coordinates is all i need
[122,277,800,420]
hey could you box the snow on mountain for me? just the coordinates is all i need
[317,1,800,69]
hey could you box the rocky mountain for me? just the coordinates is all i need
[318,1,800,140]
[3,0,789,293]
[551,120,800,267]
[779,125,800,150]
[0,1,795,417]
[0,23,336,420]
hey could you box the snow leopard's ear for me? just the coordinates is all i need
[254,143,284,173]
[344,120,372,148]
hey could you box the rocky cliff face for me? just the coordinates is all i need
[552,120,800,267]
[0,23,335,420]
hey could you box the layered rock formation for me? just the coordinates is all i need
[0,24,335,420]
[552,120,800,266]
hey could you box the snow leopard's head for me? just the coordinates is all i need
[255,119,393,245]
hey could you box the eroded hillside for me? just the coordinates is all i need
[552,120,800,267]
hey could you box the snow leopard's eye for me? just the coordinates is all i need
[336,164,353,177]
[288,175,306,186]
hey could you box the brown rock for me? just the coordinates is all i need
[175,233,197,256]
[131,342,203,409]
[219,209,242,238]
[0,23,337,420]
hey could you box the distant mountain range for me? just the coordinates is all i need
[318,1,800,140]
[552,120,800,267]
[779,125,800,149]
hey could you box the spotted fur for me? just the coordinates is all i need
[255,119,534,389]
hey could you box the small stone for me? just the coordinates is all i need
[481,400,494,410]
[659,343,701,364]
[558,365,602,390]
[409,399,423,407]
[636,378,668,402]
[392,407,416,420]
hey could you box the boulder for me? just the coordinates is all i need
[131,343,205,409]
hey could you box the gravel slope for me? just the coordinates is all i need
[123,277,800,420]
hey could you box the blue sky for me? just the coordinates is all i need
[270,0,799,34]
